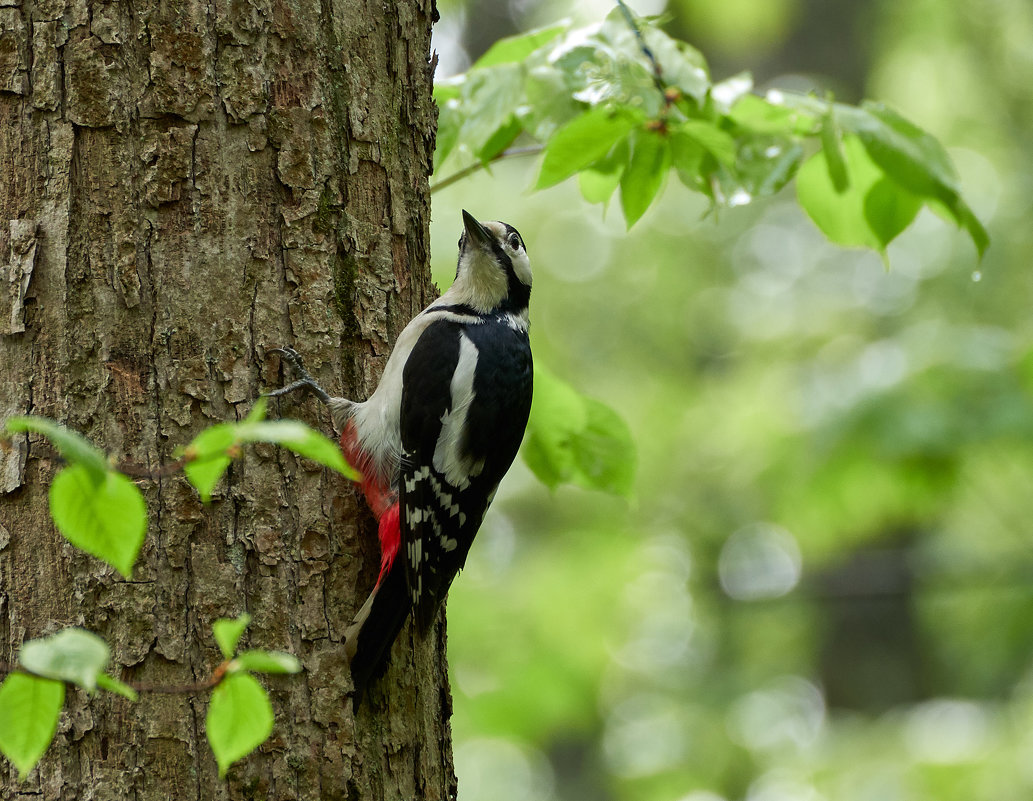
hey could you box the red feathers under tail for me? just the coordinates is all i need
[339,421,401,584]
[339,421,405,705]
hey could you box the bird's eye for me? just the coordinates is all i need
[507,233,521,250]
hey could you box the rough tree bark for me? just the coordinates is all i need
[0,1,454,799]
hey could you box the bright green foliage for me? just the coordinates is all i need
[183,397,358,503]
[4,415,109,479]
[1,630,136,776]
[206,673,274,778]
[19,629,111,691]
[3,416,148,577]
[797,134,922,254]
[206,615,296,774]
[432,4,1021,799]
[0,408,327,780]
[95,673,138,701]
[435,8,987,258]
[0,673,64,780]
[213,614,252,660]
[49,465,147,578]
[620,128,672,227]
[786,95,989,257]
[537,107,643,189]
[522,365,635,497]
[182,423,237,503]
[232,650,303,675]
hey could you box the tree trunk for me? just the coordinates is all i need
[0,1,453,799]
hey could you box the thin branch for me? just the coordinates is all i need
[430,145,544,195]
[116,457,187,479]
[12,439,188,482]
[0,661,228,696]
[616,0,665,93]
[126,674,223,695]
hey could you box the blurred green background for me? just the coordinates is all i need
[428,1,1033,799]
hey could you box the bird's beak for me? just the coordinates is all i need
[462,210,493,250]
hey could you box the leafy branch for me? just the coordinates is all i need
[0,406,342,780]
[3,399,356,579]
[0,617,299,780]
[434,7,988,259]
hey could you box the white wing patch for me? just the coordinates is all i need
[433,332,485,489]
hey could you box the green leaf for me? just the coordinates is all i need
[457,65,525,166]
[522,365,636,496]
[96,673,138,702]
[245,396,268,423]
[797,134,921,253]
[433,81,463,168]
[717,139,804,202]
[573,398,637,498]
[213,614,251,660]
[536,107,641,189]
[678,120,737,167]
[669,128,706,191]
[472,22,568,68]
[183,423,236,503]
[18,628,110,691]
[0,673,64,780]
[184,411,358,501]
[640,28,710,102]
[232,650,303,675]
[865,177,925,250]
[523,366,589,490]
[620,128,671,228]
[838,101,989,257]
[820,107,849,192]
[238,420,359,480]
[49,464,147,577]
[521,64,583,141]
[477,116,523,163]
[3,415,108,480]
[730,93,818,136]
[206,673,274,778]
[577,136,628,205]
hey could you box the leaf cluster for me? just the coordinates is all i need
[0,410,328,779]
[435,9,987,258]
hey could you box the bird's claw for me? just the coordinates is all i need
[265,347,332,404]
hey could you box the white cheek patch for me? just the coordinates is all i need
[511,251,532,287]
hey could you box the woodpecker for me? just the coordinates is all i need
[269,210,533,705]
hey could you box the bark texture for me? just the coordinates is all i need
[0,1,454,799]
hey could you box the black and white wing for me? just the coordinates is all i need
[399,315,532,633]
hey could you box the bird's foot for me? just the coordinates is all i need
[265,347,332,405]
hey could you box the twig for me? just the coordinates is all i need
[616,0,665,93]
[126,671,224,695]
[0,661,228,696]
[430,145,544,194]
[116,457,187,479]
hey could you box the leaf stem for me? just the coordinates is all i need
[0,660,228,696]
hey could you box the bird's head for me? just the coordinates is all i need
[449,210,531,314]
